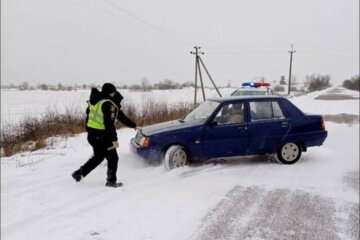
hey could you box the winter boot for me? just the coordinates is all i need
[105,182,123,188]
[72,170,83,182]
[106,169,117,184]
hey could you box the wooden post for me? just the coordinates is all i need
[288,44,296,95]
[197,56,206,101]
[198,57,222,97]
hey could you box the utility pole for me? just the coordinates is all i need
[288,44,296,95]
[190,46,222,106]
[190,46,204,105]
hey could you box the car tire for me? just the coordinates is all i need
[163,145,188,170]
[276,142,302,164]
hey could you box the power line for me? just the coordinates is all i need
[56,0,125,19]
[296,44,356,55]
[297,51,357,58]
[99,0,191,49]
[206,50,287,55]
[57,0,191,51]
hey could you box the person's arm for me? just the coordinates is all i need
[85,106,90,131]
[85,106,90,123]
[117,110,137,129]
[102,102,118,142]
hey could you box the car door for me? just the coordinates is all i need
[202,102,249,158]
[246,100,290,154]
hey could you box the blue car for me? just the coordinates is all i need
[130,96,328,170]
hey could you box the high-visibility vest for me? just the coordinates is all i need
[87,99,118,130]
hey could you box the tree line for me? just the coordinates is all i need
[1,74,359,92]
[0,79,197,91]
[273,74,359,93]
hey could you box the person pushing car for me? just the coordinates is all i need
[72,83,139,187]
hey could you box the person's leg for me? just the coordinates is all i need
[73,134,106,180]
[80,150,106,177]
[105,148,119,183]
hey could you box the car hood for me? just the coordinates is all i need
[141,120,202,136]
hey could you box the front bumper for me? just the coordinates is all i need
[130,138,162,164]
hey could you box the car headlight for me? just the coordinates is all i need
[139,136,151,148]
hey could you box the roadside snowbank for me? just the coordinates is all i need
[1,87,359,240]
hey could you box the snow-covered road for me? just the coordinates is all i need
[1,88,359,240]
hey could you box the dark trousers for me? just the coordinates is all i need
[79,133,119,183]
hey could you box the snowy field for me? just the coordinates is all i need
[1,87,359,240]
[0,87,237,127]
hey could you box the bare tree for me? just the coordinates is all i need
[290,75,298,91]
[227,81,232,88]
[38,84,49,90]
[343,75,359,91]
[306,74,332,92]
[57,83,64,91]
[19,81,29,91]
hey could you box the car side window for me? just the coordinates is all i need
[250,101,272,120]
[250,101,285,121]
[215,103,245,124]
[272,101,285,119]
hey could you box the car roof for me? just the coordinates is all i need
[234,87,269,91]
[208,95,284,103]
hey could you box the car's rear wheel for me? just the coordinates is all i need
[163,145,188,170]
[276,142,301,164]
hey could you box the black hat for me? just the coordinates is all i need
[101,83,116,95]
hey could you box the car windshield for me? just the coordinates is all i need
[183,101,220,123]
[232,90,267,96]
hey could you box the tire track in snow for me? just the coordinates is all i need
[192,185,358,240]
[194,186,265,240]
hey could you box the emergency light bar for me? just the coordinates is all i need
[241,82,271,88]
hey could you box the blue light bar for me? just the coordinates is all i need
[242,82,256,87]
[241,82,271,88]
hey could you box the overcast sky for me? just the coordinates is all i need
[1,0,359,87]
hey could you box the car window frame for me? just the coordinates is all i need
[231,87,275,96]
[207,100,248,127]
[184,100,221,124]
[248,99,288,123]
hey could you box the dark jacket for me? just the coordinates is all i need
[113,91,136,129]
[86,88,136,142]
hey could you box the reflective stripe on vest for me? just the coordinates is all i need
[87,99,118,130]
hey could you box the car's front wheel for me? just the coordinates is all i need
[276,142,302,164]
[163,145,188,170]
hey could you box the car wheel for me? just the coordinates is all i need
[163,145,188,170]
[276,142,302,164]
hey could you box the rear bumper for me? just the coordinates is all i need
[287,130,328,148]
[306,130,328,147]
[130,138,162,164]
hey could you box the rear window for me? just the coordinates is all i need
[232,90,267,96]
[250,101,285,121]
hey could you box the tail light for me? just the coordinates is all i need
[321,118,326,130]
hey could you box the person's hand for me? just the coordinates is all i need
[112,141,119,148]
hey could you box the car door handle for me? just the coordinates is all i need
[238,126,248,132]
[281,122,289,128]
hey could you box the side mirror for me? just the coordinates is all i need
[209,121,218,127]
